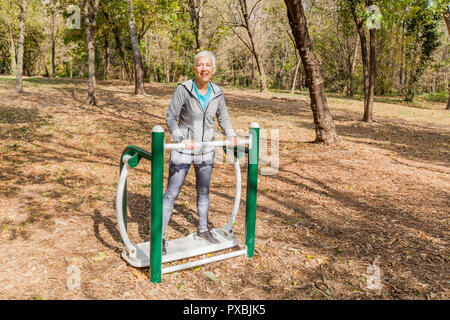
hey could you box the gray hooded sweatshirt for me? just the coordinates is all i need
[166,79,236,155]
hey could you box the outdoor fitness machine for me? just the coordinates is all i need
[115,123,260,283]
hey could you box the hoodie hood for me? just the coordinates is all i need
[180,79,223,98]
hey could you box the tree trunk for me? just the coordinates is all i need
[236,0,267,93]
[115,29,132,84]
[398,21,405,95]
[102,9,132,83]
[51,39,56,78]
[104,33,110,80]
[444,10,450,110]
[165,51,170,82]
[1,55,8,73]
[291,57,301,94]
[43,60,49,77]
[127,0,146,95]
[444,9,450,34]
[298,64,303,90]
[86,29,96,105]
[351,3,369,111]
[188,0,204,50]
[364,4,376,123]
[405,73,417,102]
[254,53,268,92]
[446,82,450,111]
[347,37,359,96]
[51,13,56,78]
[8,24,17,76]
[359,27,369,102]
[404,55,418,103]
[250,55,255,88]
[284,0,339,145]
[15,0,27,93]
[83,0,100,106]
[146,34,151,82]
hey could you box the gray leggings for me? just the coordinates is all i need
[162,150,214,239]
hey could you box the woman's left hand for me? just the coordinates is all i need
[228,136,239,147]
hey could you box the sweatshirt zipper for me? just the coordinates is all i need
[181,83,223,142]
[201,94,222,141]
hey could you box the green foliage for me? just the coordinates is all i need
[404,0,442,100]
[421,90,449,102]
[405,1,441,60]
[0,0,447,102]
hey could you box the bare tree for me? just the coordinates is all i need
[42,0,61,78]
[15,0,27,93]
[349,0,376,122]
[102,8,133,83]
[347,37,359,96]
[225,0,268,92]
[188,0,204,50]
[50,12,56,78]
[284,0,339,144]
[286,29,303,94]
[333,7,359,96]
[444,8,450,110]
[5,0,17,76]
[49,2,61,78]
[365,0,376,122]
[104,33,110,80]
[82,0,100,105]
[8,23,16,77]
[127,0,146,95]
[349,1,368,115]
[291,57,302,94]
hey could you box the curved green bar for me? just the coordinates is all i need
[121,145,152,168]
[245,125,259,258]
[119,145,152,243]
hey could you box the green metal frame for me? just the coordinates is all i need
[118,124,260,283]
[245,125,259,258]
[150,127,164,283]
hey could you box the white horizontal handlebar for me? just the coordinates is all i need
[165,139,250,150]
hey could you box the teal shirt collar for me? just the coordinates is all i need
[193,80,211,97]
[192,80,212,110]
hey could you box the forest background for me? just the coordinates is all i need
[1,0,449,110]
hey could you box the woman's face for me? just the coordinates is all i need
[194,56,215,83]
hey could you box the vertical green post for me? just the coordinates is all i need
[245,122,259,258]
[119,159,127,244]
[151,126,164,283]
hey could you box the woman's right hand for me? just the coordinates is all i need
[182,139,195,149]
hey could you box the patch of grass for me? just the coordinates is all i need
[0,77,15,87]
[0,76,78,89]
[420,91,449,103]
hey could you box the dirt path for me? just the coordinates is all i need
[0,77,448,299]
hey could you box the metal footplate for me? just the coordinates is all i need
[121,228,243,271]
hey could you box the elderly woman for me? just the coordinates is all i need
[162,50,238,254]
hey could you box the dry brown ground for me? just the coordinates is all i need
[0,76,448,300]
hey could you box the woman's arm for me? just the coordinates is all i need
[166,84,185,142]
